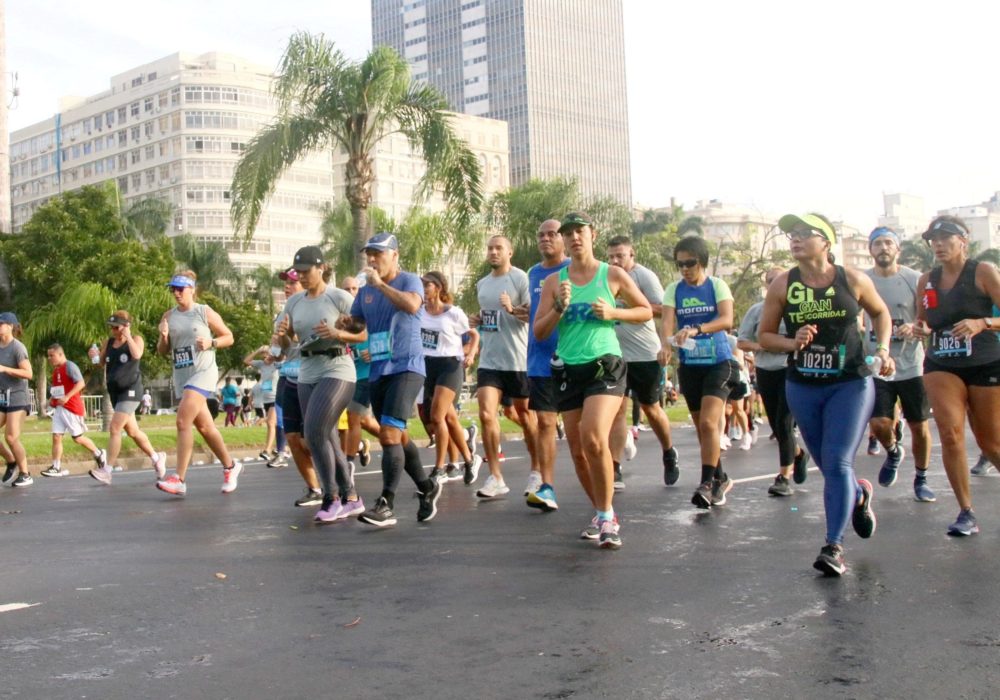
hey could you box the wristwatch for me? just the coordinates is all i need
[985,317,993,330]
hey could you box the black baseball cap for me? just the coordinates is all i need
[559,212,593,233]
[292,246,324,271]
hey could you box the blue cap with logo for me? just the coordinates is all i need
[362,232,399,252]
[166,274,196,289]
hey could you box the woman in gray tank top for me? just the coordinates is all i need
[155,271,240,497]
[0,312,34,487]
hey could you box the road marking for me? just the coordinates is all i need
[0,602,40,613]
[732,467,818,485]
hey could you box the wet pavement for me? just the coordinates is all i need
[1,423,999,699]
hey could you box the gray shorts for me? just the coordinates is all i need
[114,400,141,415]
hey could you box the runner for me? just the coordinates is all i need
[738,268,810,496]
[524,218,570,512]
[278,245,361,524]
[418,270,483,483]
[470,234,539,499]
[221,378,239,427]
[155,270,241,496]
[534,212,651,548]
[86,312,167,484]
[243,345,280,461]
[863,226,935,502]
[140,388,152,416]
[42,344,108,479]
[0,313,32,487]
[909,216,1000,536]
[349,232,442,527]
[339,276,376,476]
[759,213,892,576]
[606,235,678,490]
[659,235,738,510]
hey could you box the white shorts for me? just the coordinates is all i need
[51,406,87,437]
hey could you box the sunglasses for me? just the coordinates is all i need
[674,259,699,269]
[169,286,188,293]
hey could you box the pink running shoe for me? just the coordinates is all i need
[156,473,187,496]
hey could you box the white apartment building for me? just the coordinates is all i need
[9,52,332,273]
[683,200,785,275]
[938,192,1000,252]
[878,193,926,238]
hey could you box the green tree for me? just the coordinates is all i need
[197,292,273,376]
[231,32,484,267]
[171,234,240,301]
[899,237,934,272]
[122,197,174,243]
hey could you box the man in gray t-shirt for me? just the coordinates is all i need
[470,234,538,499]
[606,236,678,488]
[863,226,933,502]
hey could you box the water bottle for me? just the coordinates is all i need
[669,336,697,351]
[865,355,894,379]
[89,343,100,364]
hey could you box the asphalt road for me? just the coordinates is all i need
[1,423,998,699]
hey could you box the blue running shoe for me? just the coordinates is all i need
[914,474,936,502]
[878,444,904,487]
[526,484,558,512]
[852,479,876,539]
[971,455,995,476]
[947,508,979,536]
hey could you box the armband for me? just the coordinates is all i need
[875,343,889,352]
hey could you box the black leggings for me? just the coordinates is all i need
[298,378,356,499]
[755,368,797,466]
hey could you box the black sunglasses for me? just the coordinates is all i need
[674,259,699,269]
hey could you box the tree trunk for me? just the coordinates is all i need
[34,353,46,418]
[352,204,369,271]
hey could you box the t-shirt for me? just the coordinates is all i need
[615,263,663,362]
[51,361,85,416]
[418,306,470,359]
[283,287,356,385]
[664,277,734,366]
[221,383,239,406]
[864,266,924,381]
[527,259,570,378]
[350,271,426,381]
[250,360,279,403]
[738,300,789,372]
[252,381,264,408]
[0,339,29,409]
[476,268,530,371]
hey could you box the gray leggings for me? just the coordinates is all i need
[297,378,356,500]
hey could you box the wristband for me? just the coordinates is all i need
[875,343,889,352]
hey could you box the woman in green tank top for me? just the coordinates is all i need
[534,212,651,549]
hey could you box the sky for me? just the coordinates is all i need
[6,0,999,232]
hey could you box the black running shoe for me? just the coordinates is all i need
[358,439,372,467]
[691,481,713,509]
[813,544,846,576]
[662,446,680,486]
[11,472,32,488]
[417,480,442,522]
[793,449,810,484]
[294,488,323,507]
[359,497,397,527]
[852,479,876,538]
[2,463,16,485]
[613,464,625,491]
[465,424,478,457]
[768,475,792,497]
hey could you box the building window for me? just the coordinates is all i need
[144,97,154,113]
[130,102,140,117]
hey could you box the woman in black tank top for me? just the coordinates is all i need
[909,215,1000,537]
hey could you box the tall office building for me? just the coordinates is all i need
[372,0,632,205]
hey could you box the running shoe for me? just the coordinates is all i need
[947,508,979,537]
[768,474,792,497]
[466,424,478,457]
[749,426,759,445]
[358,496,397,528]
[11,472,32,488]
[556,421,565,440]
[852,479,876,538]
[152,451,168,480]
[445,463,462,481]
[738,433,752,451]
[221,462,243,494]
[94,449,108,471]
[295,488,323,507]
[613,464,625,492]
[793,449,810,484]
[624,429,637,461]
[258,450,272,461]
[497,449,506,462]
[894,420,905,445]
[463,455,483,485]
[691,481,713,509]
[580,515,600,540]
[358,439,372,467]
[417,480,442,522]
[662,446,680,486]
[41,465,66,477]
[914,474,936,502]
[813,544,846,576]
[710,475,733,506]
[637,424,652,432]
[477,474,509,499]
[314,495,343,524]
[89,465,113,485]
[157,473,187,496]
[630,425,640,440]
[523,469,543,496]
[2,463,16,486]
[719,435,731,451]
[428,466,447,483]
[971,455,995,476]
[427,433,436,449]
[878,444,904,487]
[266,454,288,469]
[598,517,622,549]
[867,436,881,456]
[338,498,365,519]
[526,484,558,512]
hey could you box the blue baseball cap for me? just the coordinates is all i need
[166,275,196,289]
[0,312,18,326]
[362,232,399,252]
[868,226,900,247]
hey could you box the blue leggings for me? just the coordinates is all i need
[785,377,874,545]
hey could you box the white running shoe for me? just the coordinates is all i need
[739,433,753,451]
[477,474,510,499]
[523,469,543,496]
[720,435,731,451]
[152,451,167,480]
[221,461,243,494]
[624,429,637,461]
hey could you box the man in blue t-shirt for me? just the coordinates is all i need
[524,218,570,512]
[346,232,441,528]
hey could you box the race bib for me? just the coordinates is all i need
[421,328,440,350]
[931,330,972,359]
[173,345,195,369]
[869,318,905,343]
[369,331,392,362]
[50,385,66,399]
[480,309,499,332]
[682,337,717,366]
[795,344,845,378]
[0,390,9,408]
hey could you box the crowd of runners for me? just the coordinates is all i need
[0,211,998,575]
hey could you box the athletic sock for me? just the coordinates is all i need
[53,459,61,470]
[700,464,716,483]
[597,509,615,522]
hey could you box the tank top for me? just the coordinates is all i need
[105,338,143,398]
[555,262,622,365]
[51,362,85,416]
[168,303,219,397]
[923,260,1000,367]
[783,265,864,384]
[672,277,733,366]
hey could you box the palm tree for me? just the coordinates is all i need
[231,32,484,267]
[899,238,934,272]
[122,197,174,242]
[171,234,240,301]
[677,216,706,237]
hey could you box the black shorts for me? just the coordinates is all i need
[264,401,275,412]
[552,354,626,412]
[528,376,558,413]
[477,368,529,399]
[350,378,371,411]
[281,380,303,434]
[923,358,1000,387]
[625,360,664,406]
[0,405,28,414]
[424,356,464,401]
[871,376,930,422]
[371,371,423,429]
[678,361,737,410]
[254,407,265,419]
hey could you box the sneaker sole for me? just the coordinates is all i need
[599,537,622,550]
[156,484,186,496]
[417,489,442,522]
[813,557,846,576]
[947,527,979,536]
[88,470,112,485]
[526,496,558,512]
[852,480,876,538]
[691,492,712,509]
[358,514,398,527]
[477,488,509,499]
